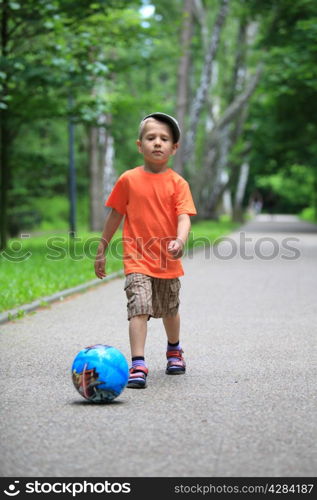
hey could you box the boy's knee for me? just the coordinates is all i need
[163,312,179,320]
[129,314,149,322]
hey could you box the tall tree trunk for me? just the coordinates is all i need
[174,0,194,175]
[216,63,263,132]
[0,0,9,250]
[205,124,231,216]
[227,19,247,103]
[195,63,263,217]
[193,0,209,51]
[192,16,262,219]
[184,0,230,168]
[88,114,116,232]
[99,113,116,217]
[233,161,249,222]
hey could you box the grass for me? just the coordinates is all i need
[299,206,317,223]
[0,217,238,313]
[187,216,238,250]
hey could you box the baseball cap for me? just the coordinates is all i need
[141,112,181,143]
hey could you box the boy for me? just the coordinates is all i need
[94,112,197,388]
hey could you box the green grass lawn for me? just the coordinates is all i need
[0,218,238,313]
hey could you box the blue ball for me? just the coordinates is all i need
[72,344,129,403]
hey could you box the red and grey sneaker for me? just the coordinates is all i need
[166,349,186,375]
[127,366,148,389]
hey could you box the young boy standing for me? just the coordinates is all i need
[94,112,197,388]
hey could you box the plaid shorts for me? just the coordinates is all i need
[124,273,181,320]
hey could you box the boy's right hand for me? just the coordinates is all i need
[94,253,106,279]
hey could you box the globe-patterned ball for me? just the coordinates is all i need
[72,344,129,403]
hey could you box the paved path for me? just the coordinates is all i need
[1,215,316,477]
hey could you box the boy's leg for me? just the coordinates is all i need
[151,277,185,375]
[163,313,186,375]
[124,273,153,387]
[127,314,149,388]
[129,314,148,357]
[162,313,180,344]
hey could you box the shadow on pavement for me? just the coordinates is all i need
[69,399,125,406]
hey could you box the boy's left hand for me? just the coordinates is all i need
[168,238,184,259]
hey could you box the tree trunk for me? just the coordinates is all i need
[227,19,247,103]
[216,63,263,132]
[200,21,261,218]
[195,62,262,217]
[99,114,116,217]
[184,0,230,168]
[205,124,231,215]
[193,0,209,51]
[88,114,116,232]
[174,0,194,175]
[233,161,249,222]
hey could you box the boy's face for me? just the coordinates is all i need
[137,119,178,170]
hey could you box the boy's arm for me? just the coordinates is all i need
[168,213,191,259]
[94,208,123,278]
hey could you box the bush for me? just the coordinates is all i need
[299,206,316,222]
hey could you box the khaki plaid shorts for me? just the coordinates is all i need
[124,273,181,320]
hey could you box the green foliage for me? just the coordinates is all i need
[31,195,89,231]
[300,206,316,223]
[1,0,316,245]
[255,165,315,213]
[2,0,181,240]
[6,119,89,235]
[245,0,317,212]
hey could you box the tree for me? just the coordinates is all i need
[245,0,317,216]
[174,0,194,175]
[0,0,142,247]
[175,0,263,218]
[183,0,230,169]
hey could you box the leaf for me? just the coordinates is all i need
[44,21,54,29]
[9,2,20,10]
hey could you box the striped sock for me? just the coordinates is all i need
[167,341,181,351]
[132,356,146,369]
[167,342,182,361]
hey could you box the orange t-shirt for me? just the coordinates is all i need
[105,166,197,278]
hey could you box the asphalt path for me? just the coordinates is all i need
[1,215,316,477]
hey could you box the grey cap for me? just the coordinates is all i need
[141,112,181,143]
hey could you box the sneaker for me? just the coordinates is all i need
[166,349,186,375]
[127,366,148,388]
